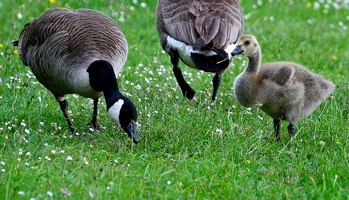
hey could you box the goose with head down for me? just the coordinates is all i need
[232,34,335,141]
[156,0,244,101]
[13,8,138,143]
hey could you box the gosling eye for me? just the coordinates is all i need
[244,40,251,45]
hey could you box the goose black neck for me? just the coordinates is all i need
[87,60,123,109]
[103,85,123,110]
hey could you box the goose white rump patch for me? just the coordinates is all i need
[108,99,124,127]
[166,36,236,68]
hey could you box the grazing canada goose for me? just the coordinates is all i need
[13,8,138,143]
[156,0,244,101]
[232,34,335,141]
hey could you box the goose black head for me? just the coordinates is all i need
[107,97,138,144]
[87,60,139,144]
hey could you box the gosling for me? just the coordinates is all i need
[13,8,138,143]
[232,34,335,141]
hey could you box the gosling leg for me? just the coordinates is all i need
[170,51,195,100]
[287,123,297,139]
[212,73,222,101]
[58,99,75,133]
[273,119,281,142]
[88,98,100,130]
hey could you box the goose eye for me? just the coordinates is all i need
[244,40,250,45]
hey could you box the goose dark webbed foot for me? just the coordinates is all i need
[287,123,296,139]
[183,87,196,100]
[88,120,100,131]
[274,119,281,142]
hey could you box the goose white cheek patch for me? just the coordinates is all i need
[108,99,124,127]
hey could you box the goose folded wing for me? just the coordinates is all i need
[260,65,296,86]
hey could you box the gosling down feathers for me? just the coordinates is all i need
[156,0,244,101]
[232,35,335,141]
[13,8,138,143]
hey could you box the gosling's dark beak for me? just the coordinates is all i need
[124,120,138,144]
[231,45,243,56]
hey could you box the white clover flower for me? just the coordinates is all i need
[47,191,53,197]
[66,156,73,161]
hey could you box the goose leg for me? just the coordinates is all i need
[58,99,75,133]
[170,51,195,100]
[273,119,281,142]
[89,98,100,130]
[287,123,296,139]
[212,73,222,101]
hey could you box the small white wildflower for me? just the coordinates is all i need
[26,152,31,156]
[89,191,94,198]
[17,13,23,19]
[216,128,223,136]
[44,143,48,147]
[60,150,65,154]
[114,159,119,163]
[140,2,147,8]
[167,180,172,185]
[45,156,51,161]
[66,156,73,161]
[39,122,44,126]
[319,141,326,146]
[1,169,5,172]
[25,162,29,166]
[51,150,56,154]
[0,161,5,165]
[18,191,25,195]
[25,129,30,134]
[47,191,53,197]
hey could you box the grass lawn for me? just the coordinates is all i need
[0,0,348,199]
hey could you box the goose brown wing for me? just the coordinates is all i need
[157,0,243,50]
[259,64,297,86]
[17,9,127,68]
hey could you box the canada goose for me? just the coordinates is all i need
[156,0,244,101]
[13,8,138,143]
[232,34,335,141]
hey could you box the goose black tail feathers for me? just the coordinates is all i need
[12,40,19,46]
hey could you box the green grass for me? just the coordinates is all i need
[1,0,349,199]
